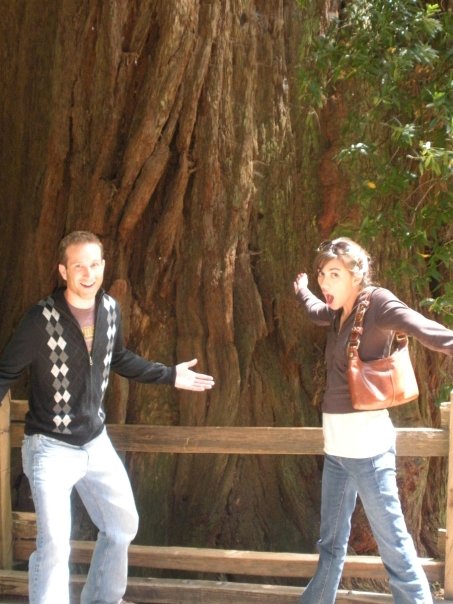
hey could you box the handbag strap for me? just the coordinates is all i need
[347,288,408,359]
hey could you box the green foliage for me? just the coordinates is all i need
[298,0,453,325]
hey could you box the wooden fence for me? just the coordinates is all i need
[0,390,452,603]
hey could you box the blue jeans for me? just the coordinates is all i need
[22,429,139,604]
[300,448,432,604]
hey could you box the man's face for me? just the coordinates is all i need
[58,242,105,308]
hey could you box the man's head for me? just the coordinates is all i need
[58,231,105,308]
[58,231,104,266]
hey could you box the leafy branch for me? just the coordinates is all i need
[299,0,453,324]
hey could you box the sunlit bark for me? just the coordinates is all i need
[0,0,447,587]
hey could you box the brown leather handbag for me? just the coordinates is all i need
[347,289,419,410]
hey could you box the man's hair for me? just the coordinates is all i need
[58,231,104,266]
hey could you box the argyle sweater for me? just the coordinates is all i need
[0,288,176,445]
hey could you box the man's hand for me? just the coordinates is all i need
[294,272,308,294]
[175,359,215,391]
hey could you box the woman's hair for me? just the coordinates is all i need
[58,231,104,266]
[313,237,373,287]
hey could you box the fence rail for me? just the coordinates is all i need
[1,392,452,603]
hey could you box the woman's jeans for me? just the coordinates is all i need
[300,448,432,604]
[22,429,139,604]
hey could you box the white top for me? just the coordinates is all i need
[323,410,395,458]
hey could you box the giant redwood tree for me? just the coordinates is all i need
[0,0,450,591]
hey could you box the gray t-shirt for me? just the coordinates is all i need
[67,302,95,354]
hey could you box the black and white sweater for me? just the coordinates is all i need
[0,288,175,445]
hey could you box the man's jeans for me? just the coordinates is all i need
[22,429,139,604]
[300,448,432,604]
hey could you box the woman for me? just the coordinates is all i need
[294,237,453,604]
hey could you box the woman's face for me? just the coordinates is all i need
[317,258,361,311]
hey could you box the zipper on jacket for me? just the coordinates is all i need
[58,291,100,367]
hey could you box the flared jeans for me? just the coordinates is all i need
[22,429,139,604]
[300,447,432,604]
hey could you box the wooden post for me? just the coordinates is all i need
[445,390,453,599]
[0,392,12,569]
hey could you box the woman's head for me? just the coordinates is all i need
[314,238,373,288]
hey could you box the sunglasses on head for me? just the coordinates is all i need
[317,240,351,254]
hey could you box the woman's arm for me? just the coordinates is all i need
[294,272,332,326]
[374,288,453,355]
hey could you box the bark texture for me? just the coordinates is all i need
[0,0,448,588]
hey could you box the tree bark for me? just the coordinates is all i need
[0,0,448,587]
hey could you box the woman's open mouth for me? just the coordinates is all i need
[324,293,334,305]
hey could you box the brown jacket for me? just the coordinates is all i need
[297,286,453,413]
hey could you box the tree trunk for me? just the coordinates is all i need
[0,0,448,587]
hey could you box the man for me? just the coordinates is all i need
[0,231,215,604]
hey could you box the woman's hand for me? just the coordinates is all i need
[294,272,308,294]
